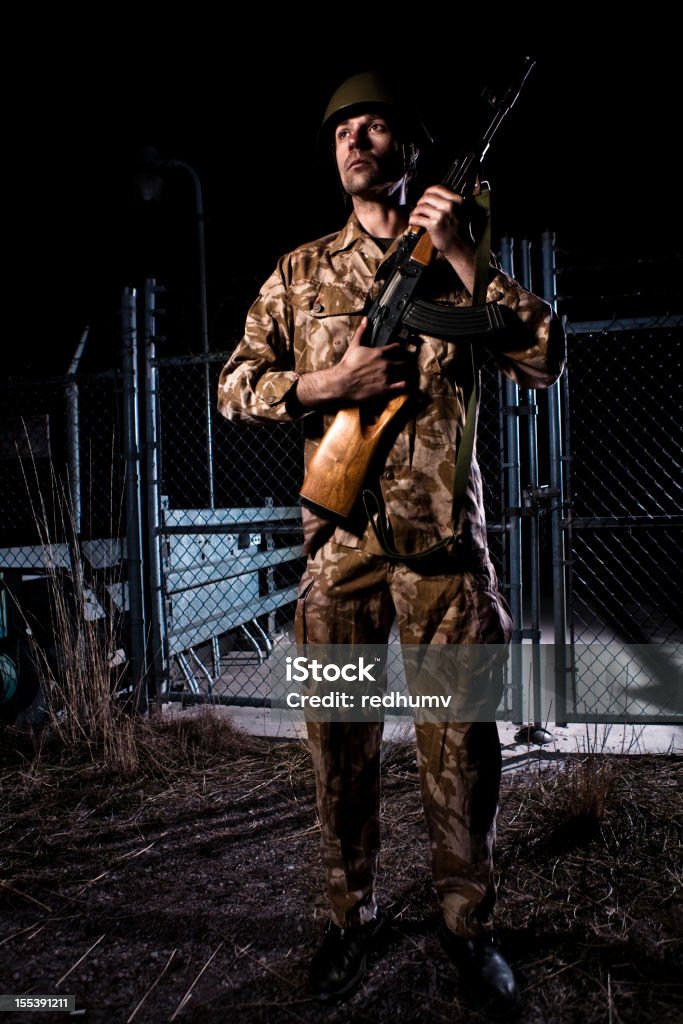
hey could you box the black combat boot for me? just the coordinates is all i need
[441,927,520,1017]
[308,910,387,1003]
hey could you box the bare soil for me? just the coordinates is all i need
[0,715,681,1023]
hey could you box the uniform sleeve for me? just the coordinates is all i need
[485,271,565,389]
[217,257,302,424]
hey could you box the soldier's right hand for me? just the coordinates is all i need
[294,317,409,410]
[336,317,408,402]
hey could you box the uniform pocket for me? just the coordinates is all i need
[289,281,367,318]
[289,282,367,366]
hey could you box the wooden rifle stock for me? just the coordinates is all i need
[300,394,409,518]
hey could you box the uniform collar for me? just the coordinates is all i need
[326,211,372,256]
[327,210,407,263]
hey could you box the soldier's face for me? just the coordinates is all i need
[334,112,405,199]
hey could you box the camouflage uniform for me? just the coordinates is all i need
[218,211,563,937]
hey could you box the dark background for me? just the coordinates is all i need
[10,36,680,376]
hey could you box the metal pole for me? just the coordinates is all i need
[143,279,168,705]
[519,241,543,727]
[65,327,89,537]
[500,236,524,722]
[542,231,567,725]
[121,288,148,712]
[561,321,577,712]
[165,159,215,509]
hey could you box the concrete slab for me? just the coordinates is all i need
[162,702,682,759]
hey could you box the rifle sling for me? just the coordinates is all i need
[363,188,492,563]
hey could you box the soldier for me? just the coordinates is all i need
[218,72,564,1014]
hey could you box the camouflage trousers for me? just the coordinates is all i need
[295,539,513,939]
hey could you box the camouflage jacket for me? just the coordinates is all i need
[218,212,564,557]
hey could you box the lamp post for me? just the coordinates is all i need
[136,147,215,509]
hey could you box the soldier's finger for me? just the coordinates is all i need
[349,316,369,346]
[421,184,465,205]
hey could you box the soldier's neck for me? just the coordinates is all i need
[351,197,409,241]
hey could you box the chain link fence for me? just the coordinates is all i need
[564,324,682,720]
[153,351,306,700]
[0,368,127,721]
[0,370,125,547]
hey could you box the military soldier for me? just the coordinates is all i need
[218,72,563,1014]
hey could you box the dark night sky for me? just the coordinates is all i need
[11,37,680,376]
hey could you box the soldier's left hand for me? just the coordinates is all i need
[409,185,474,261]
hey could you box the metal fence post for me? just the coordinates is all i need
[542,231,568,725]
[65,328,89,538]
[143,279,168,704]
[500,236,524,722]
[519,241,544,728]
[121,287,148,712]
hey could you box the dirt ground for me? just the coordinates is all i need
[0,714,681,1023]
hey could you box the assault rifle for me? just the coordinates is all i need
[299,58,535,520]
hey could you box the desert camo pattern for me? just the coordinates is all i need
[218,210,563,936]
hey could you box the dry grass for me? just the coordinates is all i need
[0,719,680,1023]
[496,753,681,1023]
[27,569,138,772]
[12,447,143,772]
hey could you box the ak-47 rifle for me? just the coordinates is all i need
[299,58,536,520]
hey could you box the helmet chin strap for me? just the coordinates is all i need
[402,142,419,181]
[398,142,419,204]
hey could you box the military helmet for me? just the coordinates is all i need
[320,71,433,147]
